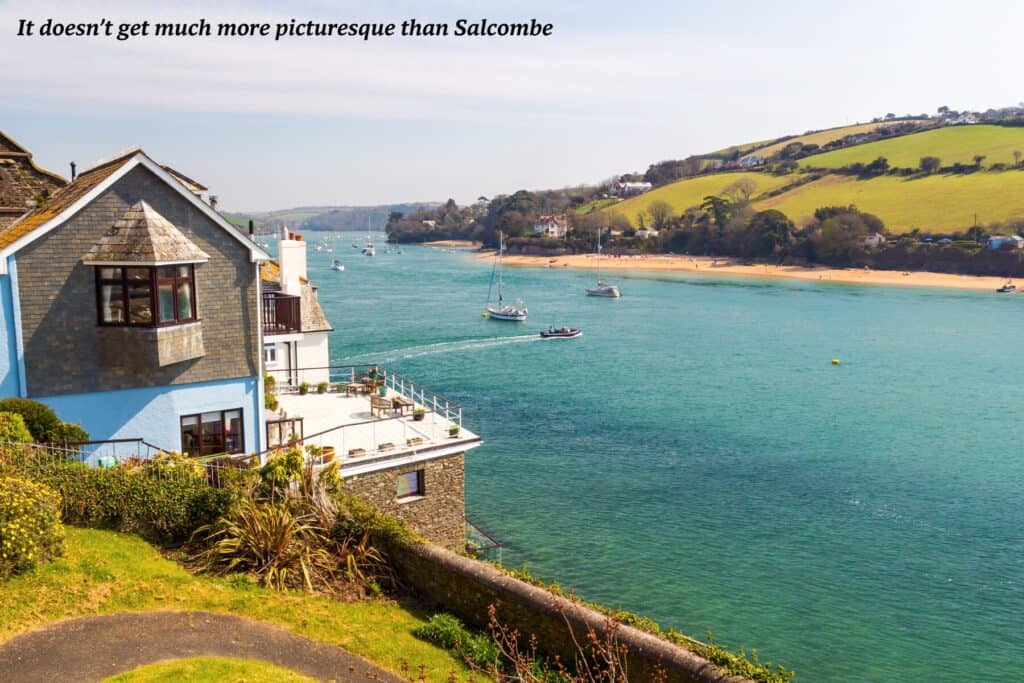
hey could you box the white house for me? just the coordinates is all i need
[533,215,569,238]
[984,235,1024,250]
[611,180,653,196]
[635,228,660,239]
[738,155,762,168]
[261,226,333,387]
[861,232,887,248]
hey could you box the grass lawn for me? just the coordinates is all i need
[750,121,926,159]
[574,198,619,214]
[754,170,1024,232]
[104,657,314,683]
[0,528,472,682]
[800,125,1024,169]
[602,172,793,226]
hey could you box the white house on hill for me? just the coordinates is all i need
[533,215,569,238]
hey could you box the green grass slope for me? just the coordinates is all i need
[800,125,1024,169]
[0,528,470,682]
[754,171,1024,232]
[751,121,925,160]
[602,172,793,225]
[105,658,314,683]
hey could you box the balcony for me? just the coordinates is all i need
[262,292,301,335]
[262,365,480,471]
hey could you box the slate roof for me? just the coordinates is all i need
[82,200,210,265]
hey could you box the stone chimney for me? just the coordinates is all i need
[277,224,306,296]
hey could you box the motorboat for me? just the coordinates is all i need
[331,260,345,271]
[540,326,582,339]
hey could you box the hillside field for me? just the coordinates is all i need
[800,125,1024,169]
[602,172,793,223]
[749,120,927,159]
[754,171,1024,232]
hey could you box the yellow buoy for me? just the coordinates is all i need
[482,311,489,318]
[832,358,841,365]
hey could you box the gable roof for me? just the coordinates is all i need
[82,200,210,265]
[0,150,268,274]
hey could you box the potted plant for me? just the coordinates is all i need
[449,425,460,438]
[316,381,329,394]
[413,407,426,422]
[378,384,387,397]
[299,381,310,395]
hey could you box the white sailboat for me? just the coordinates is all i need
[585,228,621,298]
[484,231,527,321]
[331,259,345,271]
[362,217,375,256]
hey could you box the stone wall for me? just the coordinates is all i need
[16,165,261,397]
[387,542,749,683]
[345,452,465,551]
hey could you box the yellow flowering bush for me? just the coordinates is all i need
[0,475,64,578]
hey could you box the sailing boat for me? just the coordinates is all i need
[484,232,527,321]
[362,217,376,256]
[585,228,621,297]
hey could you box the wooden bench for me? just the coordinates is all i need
[347,448,366,457]
[406,437,424,447]
[377,442,395,452]
[370,394,393,417]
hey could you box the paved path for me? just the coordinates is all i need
[0,611,407,682]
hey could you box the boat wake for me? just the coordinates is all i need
[342,335,538,363]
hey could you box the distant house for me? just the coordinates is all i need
[533,215,569,238]
[946,113,979,125]
[635,228,660,239]
[0,131,66,230]
[845,133,870,145]
[422,219,437,228]
[861,232,887,248]
[985,235,1024,250]
[611,180,653,197]
[738,155,762,168]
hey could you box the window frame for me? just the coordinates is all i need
[396,469,425,500]
[180,408,244,458]
[95,264,198,328]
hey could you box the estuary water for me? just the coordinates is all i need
[308,233,1022,682]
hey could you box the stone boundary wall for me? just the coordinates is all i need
[388,541,752,683]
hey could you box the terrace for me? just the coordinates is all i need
[263,365,480,472]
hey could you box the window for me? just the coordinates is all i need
[96,265,197,327]
[396,470,424,499]
[264,343,277,363]
[180,408,243,457]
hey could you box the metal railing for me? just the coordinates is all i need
[267,364,463,427]
[60,438,169,462]
[262,291,302,335]
[466,517,502,563]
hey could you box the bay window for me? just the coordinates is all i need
[96,265,197,326]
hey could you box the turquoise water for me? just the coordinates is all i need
[309,233,1022,682]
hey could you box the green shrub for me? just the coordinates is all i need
[0,398,60,442]
[0,412,32,444]
[0,475,64,578]
[412,613,498,670]
[50,421,90,445]
[14,451,229,544]
[298,381,310,395]
[316,382,329,394]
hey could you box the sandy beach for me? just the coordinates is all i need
[475,252,1013,292]
[422,239,481,247]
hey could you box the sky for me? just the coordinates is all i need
[1,0,1022,212]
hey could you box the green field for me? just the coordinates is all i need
[575,197,619,214]
[603,172,794,225]
[751,121,926,160]
[801,125,1024,169]
[754,171,1024,232]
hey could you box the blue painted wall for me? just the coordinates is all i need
[0,272,21,398]
[39,376,263,454]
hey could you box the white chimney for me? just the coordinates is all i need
[277,224,306,296]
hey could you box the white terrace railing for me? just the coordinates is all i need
[266,364,463,427]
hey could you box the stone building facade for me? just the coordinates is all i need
[344,452,466,551]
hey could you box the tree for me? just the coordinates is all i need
[747,210,795,256]
[920,156,941,174]
[635,210,647,229]
[701,195,732,228]
[1014,150,1022,167]
[813,213,869,264]
[648,200,673,230]
[885,112,896,120]
[937,105,950,116]
[973,155,987,168]
[724,177,757,204]
[865,156,890,175]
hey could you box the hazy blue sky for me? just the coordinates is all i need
[1,0,1021,211]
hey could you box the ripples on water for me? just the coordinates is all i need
[306,234,1023,681]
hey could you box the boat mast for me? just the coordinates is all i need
[497,231,505,304]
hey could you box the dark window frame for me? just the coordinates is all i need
[180,408,244,457]
[95,264,198,327]
[396,469,425,499]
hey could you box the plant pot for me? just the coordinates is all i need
[378,385,387,397]
[321,446,335,464]
[413,412,425,422]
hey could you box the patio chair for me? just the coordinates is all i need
[370,394,393,417]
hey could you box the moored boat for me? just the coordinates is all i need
[484,231,527,321]
[997,281,1015,293]
[331,260,345,271]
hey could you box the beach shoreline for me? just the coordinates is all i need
[473,251,1012,292]
[422,239,481,247]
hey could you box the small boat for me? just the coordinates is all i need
[540,326,581,339]
[586,229,621,298]
[362,217,376,256]
[352,243,360,248]
[331,260,345,271]
[484,231,527,321]
[997,282,1015,293]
